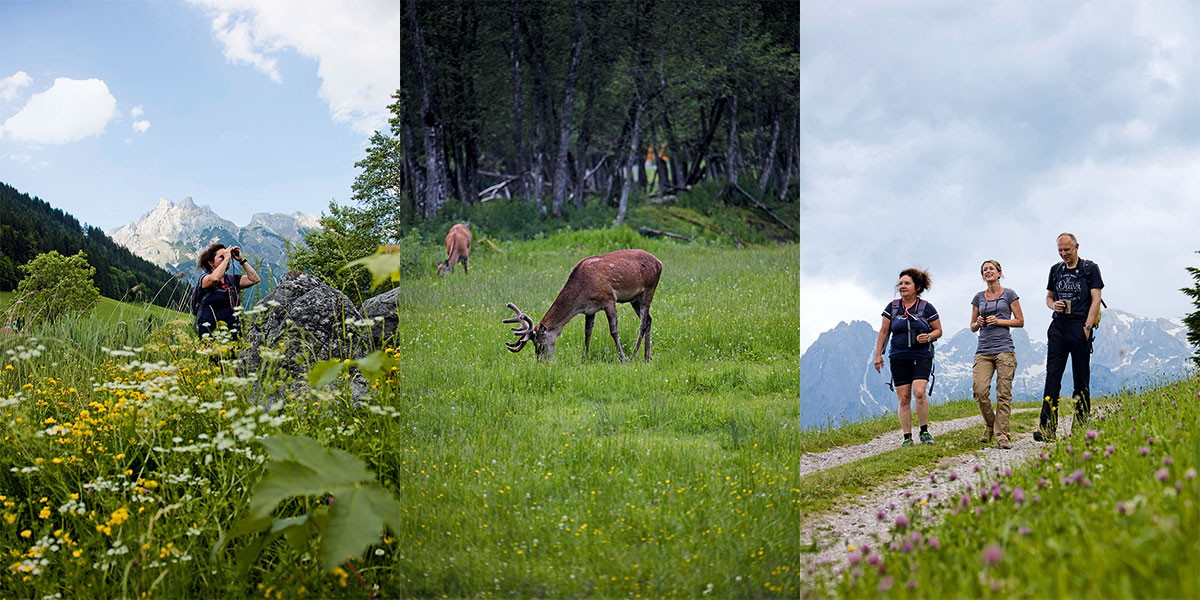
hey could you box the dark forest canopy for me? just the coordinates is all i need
[377,0,798,232]
[0,181,190,308]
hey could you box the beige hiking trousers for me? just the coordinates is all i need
[973,352,1017,444]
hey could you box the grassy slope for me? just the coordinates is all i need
[801,379,1199,599]
[373,230,800,597]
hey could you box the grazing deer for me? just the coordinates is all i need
[436,223,472,275]
[504,249,662,362]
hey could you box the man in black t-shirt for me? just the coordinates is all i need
[1035,232,1104,442]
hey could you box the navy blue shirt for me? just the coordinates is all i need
[882,299,939,359]
[1047,260,1104,322]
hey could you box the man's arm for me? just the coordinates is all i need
[1084,287,1102,340]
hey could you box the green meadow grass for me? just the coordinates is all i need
[810,378,1200,599]
[1,230,800,598]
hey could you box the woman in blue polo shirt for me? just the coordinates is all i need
[873,267,942,446]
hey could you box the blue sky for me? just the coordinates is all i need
[1,0,399,232]
[800,0,1199,351]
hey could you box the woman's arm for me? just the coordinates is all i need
[1004,298,1025,328]
[969,304,981,333]
[238,258,261,288]
[202,249,230,288]
[874,317,890,373]
[918,318,942,344]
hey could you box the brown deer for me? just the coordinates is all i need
[504,249,662,362]
[436,223,472,275]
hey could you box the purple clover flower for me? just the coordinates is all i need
[927,537,940,550]
[1162,456,1173,466]
[1012,487,1025,503]
[982,543,1003,566]
[895,514,910,530]
[1156,468,1169,482]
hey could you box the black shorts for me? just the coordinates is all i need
[890,357,933,387]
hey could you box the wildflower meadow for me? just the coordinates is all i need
[806,378,1199,598]
[1,229,800,598]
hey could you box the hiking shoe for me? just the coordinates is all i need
[1033,429,1056,442]
[901,438,914,447]
[919,431,934,445]
[996,437,1012,450]
[979,428,993,444]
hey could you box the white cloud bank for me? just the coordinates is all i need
[0,77,117,144]
[189,0,401,135]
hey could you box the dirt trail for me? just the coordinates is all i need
[799,408,1077,579]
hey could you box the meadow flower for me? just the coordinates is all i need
[982,543,1003,566]
[876,509,886,521]
[948,471,958,481]
[1018,526,1031,535]
[847,551,861,566]
[1162,456,1173,466]
[894,514,909,530]
[1186,467,1196,480]
[907,579,917,590]
[927,537,940,549]
[1012,487,1025,503]
[1082,451,1092,460]
[1139,447,1149,456]
[1156,469,1169,482]
[1086,429,1097,440]
[878,577,894,592]
[1105,445,1114,458]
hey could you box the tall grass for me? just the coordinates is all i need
[1,232,800,598]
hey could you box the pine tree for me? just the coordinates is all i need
[1181,251,1200,368]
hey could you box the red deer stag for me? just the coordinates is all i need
[436,223,471,275]
[504,249,662,362]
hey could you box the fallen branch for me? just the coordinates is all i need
[483,238,507,255]
[732,182,796,236]
[637,226,690,241]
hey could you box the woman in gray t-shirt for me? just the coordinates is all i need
[970,260,1024,449]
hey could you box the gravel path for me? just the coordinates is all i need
[799,408,1075,584]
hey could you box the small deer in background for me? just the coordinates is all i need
[437,223,472,275]
[504,249,662,362]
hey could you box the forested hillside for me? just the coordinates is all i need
[0,181,190,308]
[383,0,797,233]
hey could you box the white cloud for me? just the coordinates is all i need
[131,105,144,118]
[0,78,117,145]
[133,120,151,134]
[801,278,888,353]
[1,71,33,102]
[189,0,400,135]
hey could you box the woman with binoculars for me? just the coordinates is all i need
[194,243,261,340]
[969,260,1024,449]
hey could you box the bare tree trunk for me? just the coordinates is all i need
[779,111,797,202]
[725,92,740,190]
[407,0,447,219]
[509,5,527,199]
[551,2,585,217]
[758,115,780,191]
[400,112,422,219]
[685,98,725,187]
[616,99,643,226]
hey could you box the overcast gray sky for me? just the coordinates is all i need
[799,0,1199,353]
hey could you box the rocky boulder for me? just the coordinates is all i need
[240,271,369,396]
[361,286,402,343]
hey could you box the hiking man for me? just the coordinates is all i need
[1035,232,1103,442]
[194,243,261,339]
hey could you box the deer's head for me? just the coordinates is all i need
[504,303,557,360]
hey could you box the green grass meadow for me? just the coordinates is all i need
[1,230,800,598]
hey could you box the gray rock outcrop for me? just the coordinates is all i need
[239,271,369,400]
[361,286,401,343]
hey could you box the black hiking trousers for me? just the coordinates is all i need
[1040,318,1091,434]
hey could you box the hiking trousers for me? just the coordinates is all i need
[974,352,1016,444]
[1041,319,1090,433]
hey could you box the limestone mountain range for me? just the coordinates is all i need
[108,196,320,280]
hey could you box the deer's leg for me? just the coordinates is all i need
[583,313,595,357]
[604,304,625,363]
[638,289,656,362]
[462,255,468,274]
[631,297,647,358]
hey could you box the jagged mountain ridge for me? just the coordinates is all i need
[800,309,1192,429]
[108,197,320,278]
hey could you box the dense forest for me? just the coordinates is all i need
[370,0,797,233]
[0,181,190,308]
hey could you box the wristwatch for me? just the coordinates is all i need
[1083,324,1093,331]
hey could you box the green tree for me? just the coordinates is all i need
[1181,250,1200,368]
[12,250,100,325]
[285,201,424,305]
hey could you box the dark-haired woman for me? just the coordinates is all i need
[970,260,1024,449]
[873,268,942,446]
[195,243,260,339]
